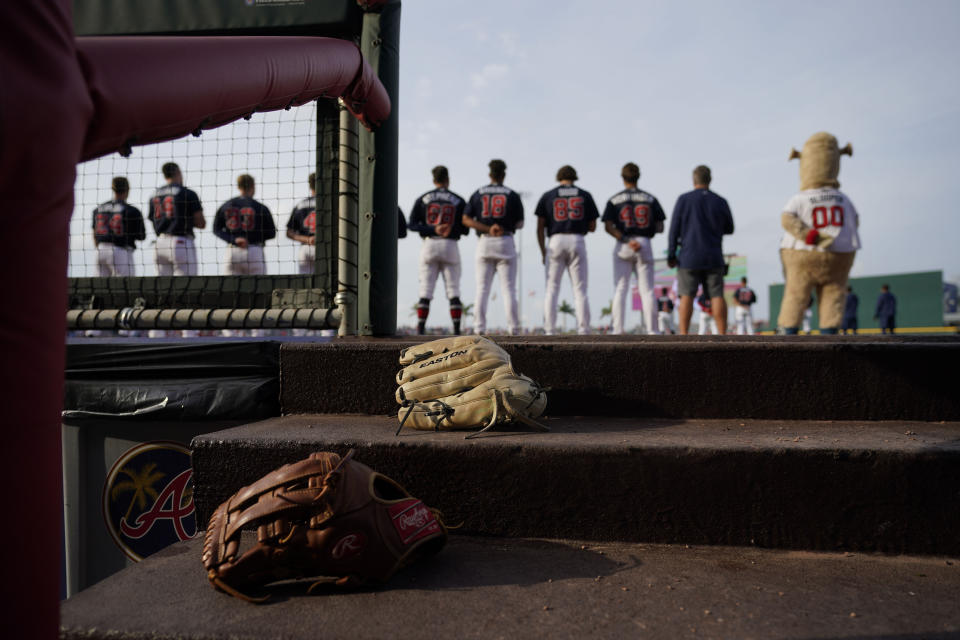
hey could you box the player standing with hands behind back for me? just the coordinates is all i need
[463,159,524,335]
[213,174,276,276]
[536,165,600,335]
[92,176,146,276]
[602,162,666,335]
[408,166,468,335]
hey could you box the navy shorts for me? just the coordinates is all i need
[677,267,725,298]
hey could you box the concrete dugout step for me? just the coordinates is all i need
[279,336,960,421]
[191,415,960,556]
[60,534,960,640]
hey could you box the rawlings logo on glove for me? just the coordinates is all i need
[202,451,447,602]
[395,336,548,438]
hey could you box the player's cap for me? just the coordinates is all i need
[556,165,578,182]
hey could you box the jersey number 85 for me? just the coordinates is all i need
[553,197,583,221]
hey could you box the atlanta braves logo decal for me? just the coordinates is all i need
[102,441,197,561]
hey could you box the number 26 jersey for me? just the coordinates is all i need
[780,187,860,252]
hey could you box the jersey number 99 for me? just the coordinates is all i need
[553,197,583,221]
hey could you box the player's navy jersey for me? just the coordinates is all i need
[286,196,317,237]
[601,188,665,238]
[92,200,146,249]
[534,185,599,236]
[657,295,674,313]
[407,188,467,240]
[464,184,524,235]
[148,184,202,237]
[734,286,756,306]
[213,196,277,246]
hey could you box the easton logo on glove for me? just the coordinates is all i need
[395,335,548,438]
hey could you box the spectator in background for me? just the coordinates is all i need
[875,284,897,334]
[92,176,145,277]
[697,288,718,335]
[733,276,757,335]
[667,165,735,334]
[657,287,675,335]
[842,286,859,334]
[802,294,815,334]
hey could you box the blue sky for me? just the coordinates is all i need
[396,0,960,330]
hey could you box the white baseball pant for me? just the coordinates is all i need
[611,239,658,335]
[544,233,590,335]
[223,245,266,276]
[155,234,198,276]
[97,243,134,277]
[658,311,674,334]
[419,237,461,300]
[735,306,755,335]
[474,235,519,335]
[297,243,315,275]
[699,309,719,335]
[152,235,199,337]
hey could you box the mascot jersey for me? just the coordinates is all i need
[780,187,860,252]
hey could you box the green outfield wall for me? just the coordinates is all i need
[767,270,945,331]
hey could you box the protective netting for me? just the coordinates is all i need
[69,102,318,279]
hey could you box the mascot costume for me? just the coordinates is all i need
[777,132,860,334]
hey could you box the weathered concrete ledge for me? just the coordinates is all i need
[60,534,960,640]
[279,335,960,421]
[191,415,960,555]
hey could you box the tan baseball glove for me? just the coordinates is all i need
[395,336,548,438]
[202,450,447,602]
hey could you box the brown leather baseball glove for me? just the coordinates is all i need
[202,450,447,602]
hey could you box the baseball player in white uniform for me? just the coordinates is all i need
[535,165,600,335]
[462,159,524,335]
[213,174,276,276]
[656,287,676,335]
[286,172,318,275]
[601,162,666,335]
[92,176,145,277]
[148,162,205,337]
[733,276,758,335]
[149,162,205,277]
[408,166,468,335]
[697,291,719,335]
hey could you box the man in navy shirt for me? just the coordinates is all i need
[842,286,859,334]
[667,165,734,334]
[874,284,896,334]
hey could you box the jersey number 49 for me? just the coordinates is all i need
[618,204,650,228]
